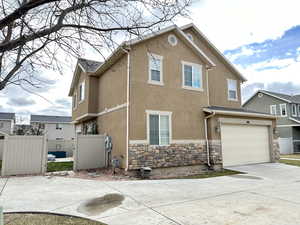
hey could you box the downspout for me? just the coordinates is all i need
[204,67,214,167]
[122,47,131,171]
[204,111,215,167]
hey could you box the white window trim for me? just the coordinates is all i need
[292,104,297,117]
[78,80,85,104]
[270,105,277,115]
[280,103,287,117]
[148,53,164,86]
[181,61,203,92]
[146,110,172,146]
[227,79,238,101]
[73,92,77,110]
[298,105,300,116]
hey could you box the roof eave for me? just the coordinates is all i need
[181,23,247,82]
[203,108,276,119]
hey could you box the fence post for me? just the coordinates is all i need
[73,135,78,171]
[1,135,8,177]
[41,135,48,174]
[0,206,3,225]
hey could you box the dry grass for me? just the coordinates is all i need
[281,154,300,159]
[4,213,106,225]
[280,159,300,167]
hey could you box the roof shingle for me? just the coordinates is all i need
[78,58,102,72]
[0,112,15,120]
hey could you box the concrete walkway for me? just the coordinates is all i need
[1,163,300,225]
[280,157,300,161]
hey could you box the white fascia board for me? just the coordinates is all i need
[180,23,247,82]
[203,108,276,119]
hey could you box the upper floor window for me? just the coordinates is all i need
[280,104,287,117]
[227,79,238,101]
[147,110,172,146]
[79,81,85,102]
[73,93,77,109]
[292,104,297,116]
[270,105,277,115]
[182,61,202,91]
[148,53,163,85]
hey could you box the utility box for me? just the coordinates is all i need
[140,167,152,179]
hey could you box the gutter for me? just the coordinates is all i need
[203,109,276,119]
[204,111,215,167]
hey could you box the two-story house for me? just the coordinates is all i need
[69,23,279,175]
[243,90,300,154]
[0,112,15,135]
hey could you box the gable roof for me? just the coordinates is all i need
[243,90,300,106]
[31,115,72,123]
[68,23,246,96]
[180,23,247,82]
[0,112,15,120]
[78,58,103,73]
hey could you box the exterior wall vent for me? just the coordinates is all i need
[168,34,178,46]
[258,93,264,98]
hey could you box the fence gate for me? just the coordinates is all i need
[1,135,47,176]
[73,135,106,171]
[278,138,293,154]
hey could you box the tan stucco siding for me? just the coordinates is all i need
[183,28,242,108]
[129,31,209,141]
[207,114,277,140]
[88,76,99,113]
[72,70,89,121]
[97,108,127,168]
[97,56,127,112]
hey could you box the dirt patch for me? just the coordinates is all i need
[50,168,138,181]
[77,194,125,216]
[4,213,106,225]
[229,174,263,180]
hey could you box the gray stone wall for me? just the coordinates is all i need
[128,142,222,170]
[272,140,280,162]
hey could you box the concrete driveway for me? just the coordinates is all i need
[1,163,300,225]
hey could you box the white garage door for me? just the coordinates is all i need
[221,124,270,167]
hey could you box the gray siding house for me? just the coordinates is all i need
[243,90,300,154]
[0,112,15,135]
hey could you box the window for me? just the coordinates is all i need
[56,123,63,130]
[292,104,297,116]
[280,104,287,117]
[147,110,172,146]
[79,81,85,102]
[148,53,163,85]
[182,61,202,90]
[270,105,277,115]
[73,93,77,109]
[298,105,300,116]
[227,79,238,101]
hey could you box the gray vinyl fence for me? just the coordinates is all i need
[1,135,47,176]
[73,135,106,171]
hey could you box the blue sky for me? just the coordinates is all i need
[1,0,300,117]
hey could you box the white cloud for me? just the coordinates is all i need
[178,0,300,51]
[240,58,300,86]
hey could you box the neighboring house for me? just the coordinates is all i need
[0,112,15,135]
[30,115,75,140]
[69,23,279,175]
[243,90,300,154]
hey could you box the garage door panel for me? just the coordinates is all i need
[221,124,270,167]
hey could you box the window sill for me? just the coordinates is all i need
[148,80,164,86]
[182,86,203,92]
[78,100,84,104]
[228,98,238,102]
